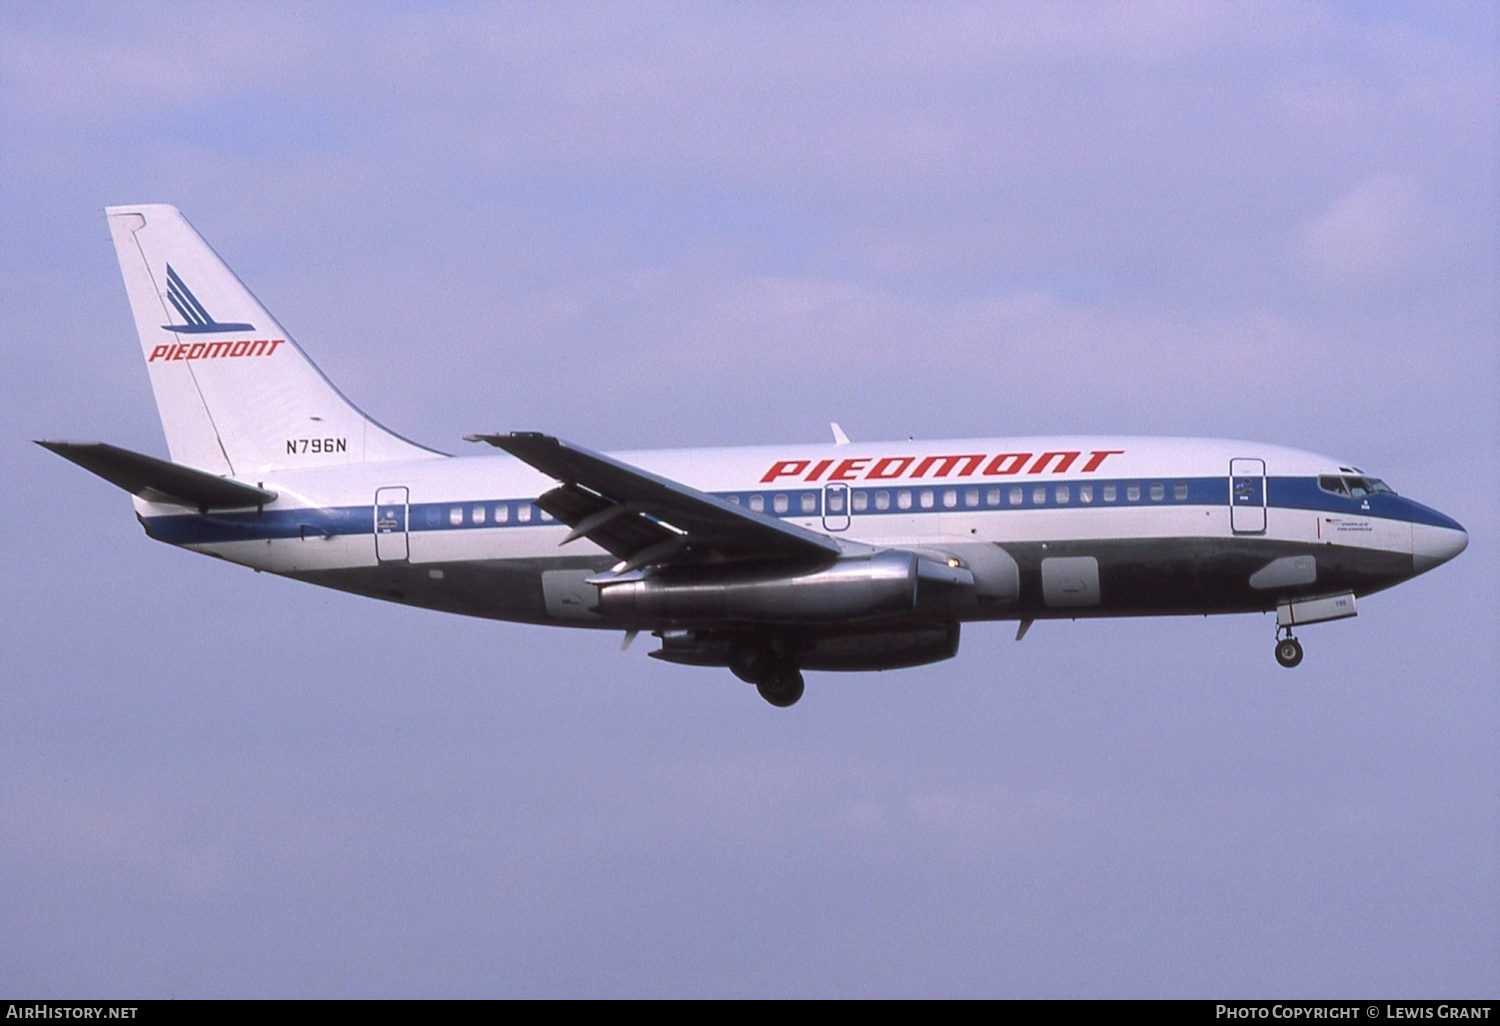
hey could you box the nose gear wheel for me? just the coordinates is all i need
[1274,627,1303,668]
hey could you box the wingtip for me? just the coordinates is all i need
[36,439,102,454]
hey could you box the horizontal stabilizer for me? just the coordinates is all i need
[36,440,276,510]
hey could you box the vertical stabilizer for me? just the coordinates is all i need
[106,205,441,474]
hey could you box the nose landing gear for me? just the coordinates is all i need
[1274,628,1303,668]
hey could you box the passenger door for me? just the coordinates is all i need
[1229,458,1266,534]
[374,486,409,562]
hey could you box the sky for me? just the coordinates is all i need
[2,0,1496,998]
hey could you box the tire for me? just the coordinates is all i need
[1275,638,1303,668]
[756,666,805,707]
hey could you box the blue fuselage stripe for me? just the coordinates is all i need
[138,475,1459,546]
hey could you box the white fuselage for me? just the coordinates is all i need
[132,434,1466,632]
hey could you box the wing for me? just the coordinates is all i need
[465,432,840,571]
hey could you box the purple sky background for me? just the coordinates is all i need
[2,1,1495,997]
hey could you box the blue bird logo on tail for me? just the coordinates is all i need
[162,264,254,334]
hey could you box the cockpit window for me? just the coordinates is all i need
[1320,474,1396,498]
[1346,476,1395,497]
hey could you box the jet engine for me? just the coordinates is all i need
[593,549,975,625]
[654,621,962,672]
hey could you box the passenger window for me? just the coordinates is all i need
[964,488,979,508]
[1032,486,1046,505]
[919,490,934,509]
[942,489,958,509]
[1055,485,1069,504]
[875,491,890,511]
[800,493,817,514]
[1102,485,1117,502]
[986,488,1001,507]
[1174,483,1188,501]
[773,494,789,514]
[727,495,741,505]
[517,505,532,523]
[827,491,845,513]
[1009,487,1023,506]
[449,506,463,526]
[853,491,869,512]
[897,490,913,511]
[1126,485,1141,502]
[472,505,486,524]
[1150,483,1165,501]
[1079,485,1093,504]
[750,495,765,513]
[495,504,509,523]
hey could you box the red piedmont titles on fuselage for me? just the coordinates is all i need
[758,449,1126,484]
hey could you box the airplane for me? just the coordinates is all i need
[39,204,1469,707]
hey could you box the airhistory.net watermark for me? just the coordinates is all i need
[6,1007,137,1019]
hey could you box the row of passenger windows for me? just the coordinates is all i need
[422,503,554,527]
[412,480,1197,529]
[728,481,1193,515]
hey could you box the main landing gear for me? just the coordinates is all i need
[1274,627,1304,668]
[755,665,805,708]
[729,643,806,707]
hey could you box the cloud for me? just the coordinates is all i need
[1294,174,1430,286]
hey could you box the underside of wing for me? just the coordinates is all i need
[466,432,840,570]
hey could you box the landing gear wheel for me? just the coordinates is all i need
[1275,636,1303,668]
[729,645,773,685]
[756,666,805,708]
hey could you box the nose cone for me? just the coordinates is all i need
[1413,521,1469,573]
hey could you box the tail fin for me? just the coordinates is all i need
[106,205,441,475]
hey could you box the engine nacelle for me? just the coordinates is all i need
[654,622,962,672]
[797,622,961,671]
[596,550,974,625]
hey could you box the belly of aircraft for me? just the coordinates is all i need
[277,535,1412,627]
